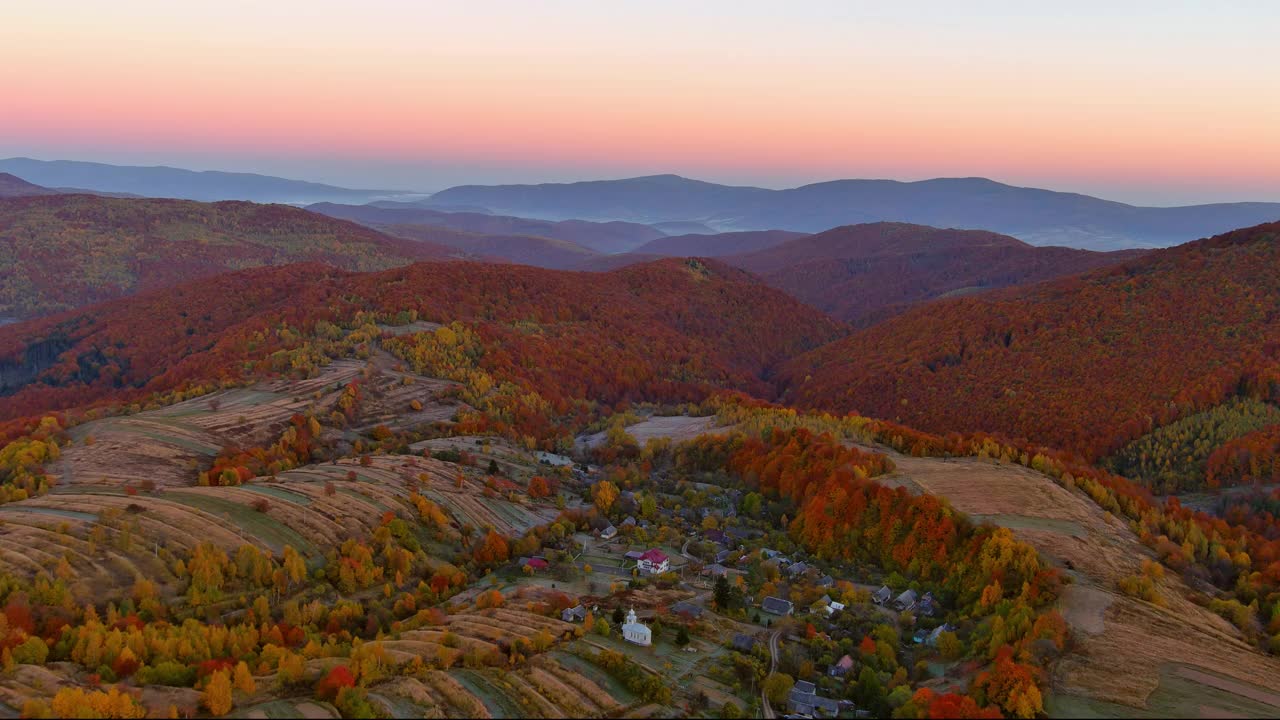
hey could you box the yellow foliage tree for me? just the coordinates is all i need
[233,661,256,695]
[202,669,234,716]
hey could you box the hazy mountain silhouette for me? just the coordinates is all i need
[429,175,1280,250]
[0,158,413,205]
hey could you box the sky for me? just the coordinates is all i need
[2,1,1278,205]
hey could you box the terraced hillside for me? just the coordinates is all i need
[0,355,548,602]
[860,442,1280,717]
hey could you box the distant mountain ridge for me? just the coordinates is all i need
[308,201,663,254]
[428,174,1280,251]
[0,158,418,205]
[722,222,1145,326]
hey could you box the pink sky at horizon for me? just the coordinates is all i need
[3,1,1278,204]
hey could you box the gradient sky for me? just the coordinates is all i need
[3,1,1278,204]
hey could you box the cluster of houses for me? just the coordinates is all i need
[871,586,937,616]
[600,513,653,541]
[788,679,853,718]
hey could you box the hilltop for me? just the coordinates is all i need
[724,222,1144,326]
[780,220,1280,465]
[333,201,666,254]
[0,194,458,320]
[0,257,844,429]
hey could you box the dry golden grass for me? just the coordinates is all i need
[880,449,1280,708]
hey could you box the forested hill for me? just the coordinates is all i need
[0,257,844,432]
[0,194,459,320]
[779,220,1280,462]
[723,222,1145,326]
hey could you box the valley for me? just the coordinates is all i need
[8,5,1280,718]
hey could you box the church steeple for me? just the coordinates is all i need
[626,607,637,625]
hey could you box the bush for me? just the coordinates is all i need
[316,665,356,701]
[137,660,198,687]
[335,687,377,719]
[10,636,48,665]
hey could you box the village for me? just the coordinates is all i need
[476,443,969,719]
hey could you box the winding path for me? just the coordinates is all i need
[762,630,781,718]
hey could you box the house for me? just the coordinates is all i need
[824,601,846,617]
[815,574,835,588]
[789,680,841,719]
[600,524,617,540]
[671,601,704,620]
[714,549,733,564]
[561,605,587,622]
[787,681,818,715]
[521,557,549,572]
[894,589,919,611]
[925,623,955,647]
[872,586,893,605]
[624,550,645,562]
[637,549,670,575]
[621,608,652,646]
[732,634,757,652]
[621,516,637,528]
[917,592,937,617]
[829,654,854,677]
[703,563,729,578]
[761,596,794,616]
[761,548,782,560]
[704,528,728,545]
[787,561,809,577]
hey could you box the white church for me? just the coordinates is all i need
[621,608,652,646]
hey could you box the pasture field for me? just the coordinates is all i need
[870,447,1280,714]
[575,415,734,452]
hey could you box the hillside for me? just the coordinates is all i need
[632,229,806,257]
[780,220,1280,464]
[0,194,457,319]
[0,157,414,204]
[313,201,664,253]
[0,258,845,432]
[377,223,598,270]
[571,252,667,272]
[0,173,59,198]
[429,174,1280,250]
[724,222,1144,326]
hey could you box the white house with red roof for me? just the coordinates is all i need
[636,548,670,575]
